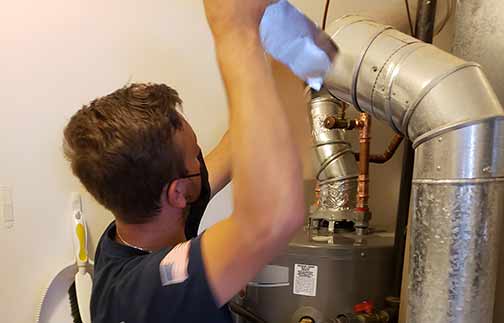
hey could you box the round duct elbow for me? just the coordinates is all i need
[324,16,504,148]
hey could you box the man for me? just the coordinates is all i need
[63,0,305,322]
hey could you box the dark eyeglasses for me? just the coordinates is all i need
[181,173,201,179]
[167,173,201,189]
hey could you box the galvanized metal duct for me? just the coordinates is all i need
[308,89,358,221]
[453,0,504,105]
[324,16,504,323]
[451,2,504,322]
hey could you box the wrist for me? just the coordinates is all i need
[213,28,262,53]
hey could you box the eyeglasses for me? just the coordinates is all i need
[180,173,201,179]
[167,173,201,189]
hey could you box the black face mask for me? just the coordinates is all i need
[184,151,211,239]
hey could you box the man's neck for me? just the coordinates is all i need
[115,210,187,252]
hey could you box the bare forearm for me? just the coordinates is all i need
[205,131,231,197]
[200,0,305,305]
[215,33,305,236]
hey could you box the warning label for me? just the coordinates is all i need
[293,264,318,297]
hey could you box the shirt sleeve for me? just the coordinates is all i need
[114,234,224,322]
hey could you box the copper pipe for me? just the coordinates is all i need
[355,133,404,164]
[355,113,371,210]
[324,116,357,130]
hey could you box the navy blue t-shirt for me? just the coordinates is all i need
[90,223,233,323]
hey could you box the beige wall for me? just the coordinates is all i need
[0,1,229,322]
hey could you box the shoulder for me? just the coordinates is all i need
[92,235,232,323]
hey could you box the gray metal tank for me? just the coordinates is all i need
[241,228,394,323]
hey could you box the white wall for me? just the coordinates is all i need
[0,1,456,323]
[0,1,228,322]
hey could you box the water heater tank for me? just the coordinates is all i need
[241,229,394,323]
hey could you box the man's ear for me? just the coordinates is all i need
[167,179,188,209]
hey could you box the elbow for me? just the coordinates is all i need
[237,198,306,249]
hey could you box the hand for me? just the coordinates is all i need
[203,0,273,41]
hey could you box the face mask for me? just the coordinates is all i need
[184,151,211,239]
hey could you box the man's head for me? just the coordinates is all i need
[64,83,202,224]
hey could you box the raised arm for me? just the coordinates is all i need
[205,131,231,198]
[200,0,305,306]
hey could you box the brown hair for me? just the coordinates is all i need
[63,83,186,224]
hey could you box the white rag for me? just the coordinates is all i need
[260,0,338,90]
